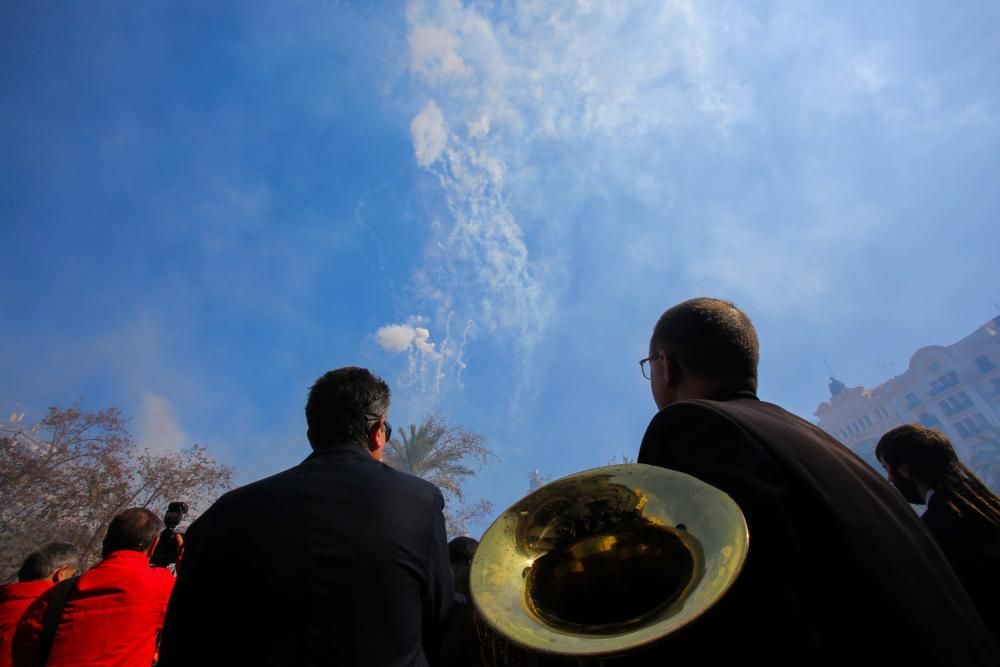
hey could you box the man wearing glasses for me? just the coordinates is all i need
[635,298,997,667]
[159,367,454,667]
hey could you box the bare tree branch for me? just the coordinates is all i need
[0,405,234,580]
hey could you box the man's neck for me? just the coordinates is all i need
[680,382,756,402]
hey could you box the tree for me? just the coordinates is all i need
[0,405,233,580]
[383,414,495,537]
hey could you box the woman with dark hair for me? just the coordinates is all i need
[876,424,1000,638]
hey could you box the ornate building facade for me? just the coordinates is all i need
[814,315,1000,472]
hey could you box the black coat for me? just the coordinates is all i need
[158,444,454,667]
[922,488,1000,642]
[634,393,999,667]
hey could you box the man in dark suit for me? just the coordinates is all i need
[158,367,454,666]
[876,424,1000,642]
[635,298,998,666]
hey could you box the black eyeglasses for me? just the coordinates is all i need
[639,353,662,380]
[365,414,392,441]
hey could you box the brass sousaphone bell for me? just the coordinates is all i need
[470,464,749,660]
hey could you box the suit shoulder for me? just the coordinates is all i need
[379,463,443,503]
[647,398,753,436]
[194,464,303,526]
[666,398,838,445]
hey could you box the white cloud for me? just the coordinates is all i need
[137,391,188,453]
[390,0,997,400]
[412,327,438,355]
[375,317,472,393]
[467,114,490,138]
[409,25,471,82]
[377,324,418,352]
[377,323,443,358]
[389,0,762,398]
[410,100,448,167]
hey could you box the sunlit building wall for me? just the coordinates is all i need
[814,315,1000,470]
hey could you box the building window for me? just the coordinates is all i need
[918,412,940,428]
[956,414,993,440]
[930,371,960,396]
[906,392,920,408]
[976,355,996,373]
[940,392,973,417]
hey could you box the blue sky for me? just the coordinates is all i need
[3,1,999,535]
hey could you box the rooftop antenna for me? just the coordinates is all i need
[824,359,837,378]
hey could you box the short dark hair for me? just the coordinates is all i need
[877,424,1000,527]
[651,298,759,391]
[876,424,957,486]
[448,536,479,601]
[102,508,163,557]
[17,542,80,582]
[306,367,391,449]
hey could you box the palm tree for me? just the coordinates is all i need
[384,414,495,535]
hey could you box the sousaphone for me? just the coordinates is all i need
[470,464,748,660]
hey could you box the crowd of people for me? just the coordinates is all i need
[1,297,998,666]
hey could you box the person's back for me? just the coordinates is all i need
[158,367,453,667]
[640,396,995,665]
[0,544,79,667]
[12,511,174,667]
[923,487,1000,630]
[0,581,52,667]
[877,424,1000,641]
[635,298,999,666]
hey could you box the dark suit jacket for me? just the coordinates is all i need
[634,393,999,667]
[158,444,454,667]
[923,488,1000,641]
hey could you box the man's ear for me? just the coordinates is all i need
[51,566,75,583]
[897,463,912,480]
[663,353,683,387]
[366,418,386,462]
[144,535,160,560]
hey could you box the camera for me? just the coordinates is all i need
[151,502,188,567]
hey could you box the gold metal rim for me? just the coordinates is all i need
[470,463,749,658]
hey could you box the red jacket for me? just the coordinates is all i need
[13,552,174,667]
[0,581,54,667]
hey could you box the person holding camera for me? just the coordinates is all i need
[12,508,181,667]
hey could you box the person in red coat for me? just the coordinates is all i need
[0,544,79,667]
[12,509,177,667]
